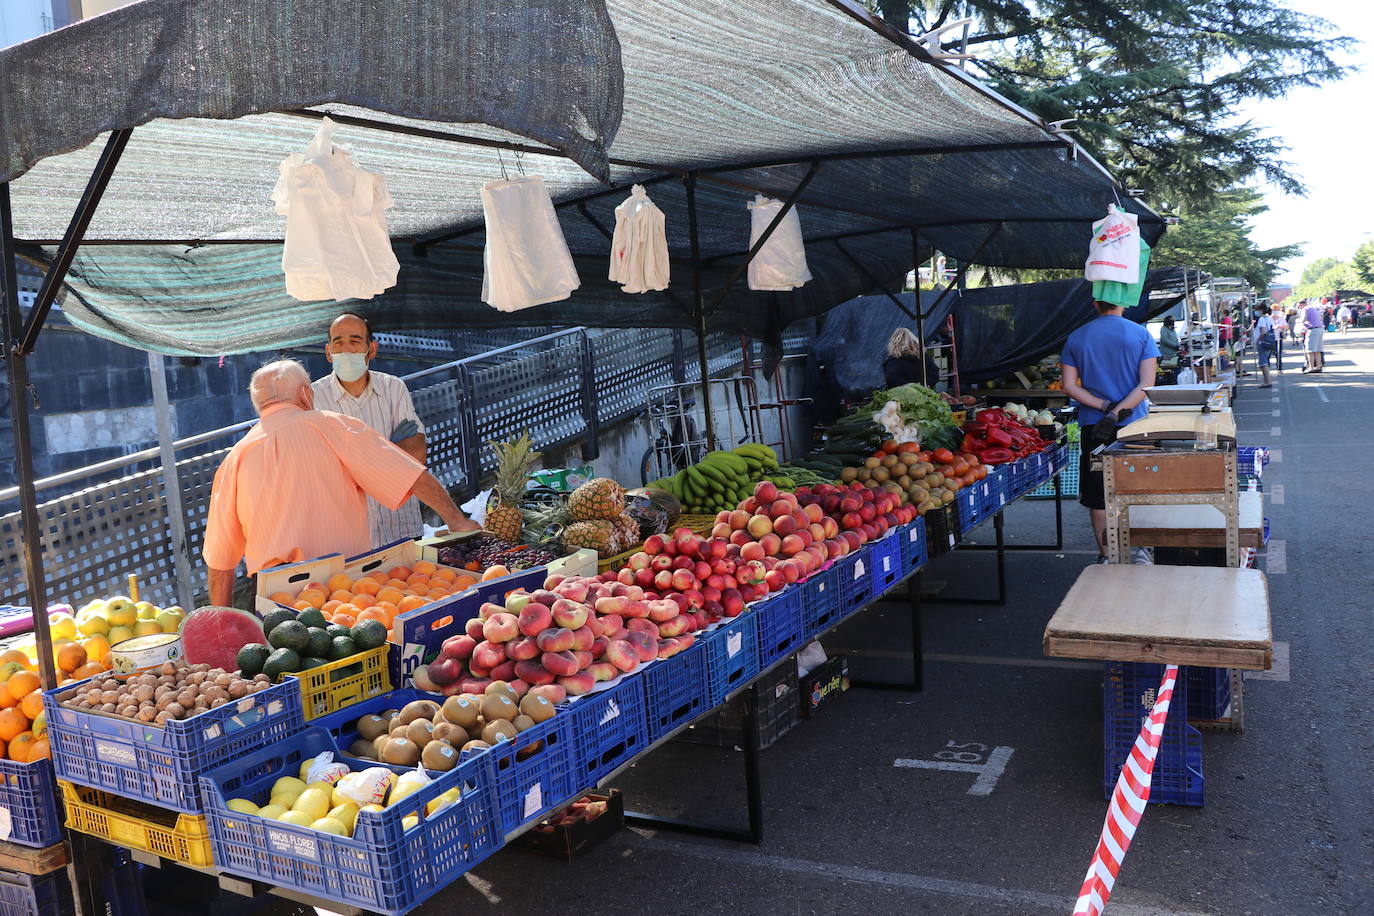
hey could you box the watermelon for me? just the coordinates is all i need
[181,606,266,672]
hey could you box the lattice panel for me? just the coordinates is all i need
[411,377,470,489]
[468,340,588,475]
[594,329,677,423]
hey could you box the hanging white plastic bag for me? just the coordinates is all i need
[481,176,580,312]
[1084,204,1141,284]
[747,195,812,291]
[609,185,670,294]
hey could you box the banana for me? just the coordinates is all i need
[694,461,729,486]
[704,451,750,475]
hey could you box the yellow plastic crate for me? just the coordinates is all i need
[288,644,390,720]
[58,780,214,868]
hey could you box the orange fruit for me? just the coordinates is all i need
[25,737,48,761]
[387,567,412,581]
[298,590,327,609]
[268,591,295,605]
[321,600,343,617]
[72,661,105,680]
[0,709,29,743]
[397,596,427,614]
[7,732,36,763]
[427,588,450,600]
[411,560,437,576]
[351,594,378,610]
[19,691,43,721]
[57,643,87,674]
[453,575,477,590]
[328,589,354,604]
[372,601,398,622]
[81,635,111,665]
[326,574,354,593]
[333,603,360,619]
[384,579,409,592]
[431,567,456,582]
[375,587,405,607]
[0,650,27,668]
[481,565,509,582]
[7,672,39,702]
[293,600,314,611]
[367,571,389,585]
[357,607,388,626]
[353,578,381,597]
[332,613,357,629]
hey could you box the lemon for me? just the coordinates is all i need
[401,814,419,831]
[270,787,304,809]
[226,798,260,815]
[276,810,313,827]
[310,817,349,837]
[360,804,384,814]
[76,614,110,637]
[48,614,77,641]
[257,804,289,820]
[426,788,460,816]
[272,776,307,795]
[327,802,359,832]
[292,787,331,822]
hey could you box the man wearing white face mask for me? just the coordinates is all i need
[312,313,429,546]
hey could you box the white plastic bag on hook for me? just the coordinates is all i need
[747,195,812,291]
[481,176,581,311]
[609,185,670,293]
[1084,204,1141,284]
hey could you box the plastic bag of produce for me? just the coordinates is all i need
[304,751,350,787]
[1084,205,1140,284]
[334,767,395,807]
[388,763,432,808]
[747,195,812,291]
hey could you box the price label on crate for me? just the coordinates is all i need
[882,555,892,573]
[909,527,920,543]
[853,559,866,579]
[948,533,956,548]
[727,631,743,658]
[523,782,544,819]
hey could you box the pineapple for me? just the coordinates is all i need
[567,478,626,521]
[611,513,641,552]
[562,520,618,556]
[486,432,540,542]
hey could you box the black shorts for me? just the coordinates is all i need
[1079,444,1105,510]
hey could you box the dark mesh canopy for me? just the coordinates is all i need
[4,0,1165,356]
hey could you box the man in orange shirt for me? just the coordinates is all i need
[202,360,478,606]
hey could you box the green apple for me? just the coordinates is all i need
[133,619,163,637]
[135,601,159,620]
[156,608,185,633]
[104,598,138,628]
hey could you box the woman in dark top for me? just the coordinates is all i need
[883,328,942,389]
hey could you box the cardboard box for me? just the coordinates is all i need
[513,790,624,862]
[799,656,849,717]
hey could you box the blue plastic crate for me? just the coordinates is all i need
[0,758,62,849]
[865,531,904,599]
[45,674,304,813]
[484,706,578,834]
[314,688,436,749]
[831,551,871,619]
[1030,441,1079,498]
[1184,666,1231,722]
[569,677,649,786]
[754,589,805,667]
[1103,662,1204,806]
[0,869,71,916]
[202,727,500,916]
[642,641,708,742]
[800,565,840,637]
[898,518,928,574]
[702,613,759,707]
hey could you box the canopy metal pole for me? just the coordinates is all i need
[921,222,1004,321]
[0,184,57,691]
[831,238,914,318]
[684,173,715,450]
[912,228,929,387]
[147,353,196,612]
[18,128,131,356]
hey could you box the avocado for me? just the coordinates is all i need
[329,636,358,661]
[236,643,271,678]
[299,656,331,670]
[350,619,387,651]
[262,647,301,680]
[268,619,310,653]
[326,624,353,641]
[261,608,296,634]
[305,627,333,659]
[297,609,328,630]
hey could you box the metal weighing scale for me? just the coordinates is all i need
[1116,383,1235,444]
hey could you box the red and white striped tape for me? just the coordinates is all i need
[1072,664,1179,916]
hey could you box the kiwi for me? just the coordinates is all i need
[421,741,459,772]
[484,681,518,703]
[381,708,400,724]
[373,735,391,758]
[398,700,440,725]
[519,693,556,723]
[481,719,518,744]
[381,736,421,766]
[432,721,469,745]
[442,695,481,729]
[480,693,518,723]
[356,714,389,741]
[404,719,434,746]
[349,738,378,760]
[461,739,492,753]
[512,714,536,733]
[389,717,410,735]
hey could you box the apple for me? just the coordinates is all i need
[634,567,656,587]
[721,588,744,616]
[705,538,729,560]
[643,534,666,555]
[764,570,786,592]
[628,552,652,571]
[616,568,635,585]
[670,569,697,592]
[694,560,713,581]
[654,569,675,591]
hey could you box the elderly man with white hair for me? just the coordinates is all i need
[202,359,477,606]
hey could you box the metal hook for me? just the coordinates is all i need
[513,149,527,177]
[497,149,509,182]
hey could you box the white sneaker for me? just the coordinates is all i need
[1131,547,1155,565]
[1096,554,1110,565]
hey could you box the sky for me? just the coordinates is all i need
[1240,1,1374,286]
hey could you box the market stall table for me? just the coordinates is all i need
[1126,490,1265,551]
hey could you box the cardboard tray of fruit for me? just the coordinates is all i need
[513,789,624,862]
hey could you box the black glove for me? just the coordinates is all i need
[1089,405,1133,446]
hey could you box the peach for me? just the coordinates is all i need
[759,533,782,556]
[482,613,520,644]
[505,637,541,661]
[781,534,806,556]
[459,677,494,694]
[754,480,779,503]
[571,649,593,670]
[591,636,610,659]
[556,672,596,696]
[746,515,773,538]
[508,678,530,698]
[804,503,824,523]
[594,595,629,616]
[514,660,555,686]
[740,541,765,562]
[518,603,552,637]
[772,514,798,536]
[441,634,476,660]
[428,656,464,686]
[657,615,690,638]
[571,626,595,652]
[626,617,659,637]
[551,599,588,630]
[588,661,619,683]
[536,628,576,653]
[604,639,640,673]
[531,684,566,704]
[728,509,752,530]
[465,616,486,640]
[490,660,516,682]
[711,523,732,539]
[472,640,506,671]
[478,601,505,622]
[552,579,590,603]
[646,600,679,623]
[598,614,624,636]
[504,591,533,614]
[541,650,579,678]
[657,637,681,659]
[626,629,658,662]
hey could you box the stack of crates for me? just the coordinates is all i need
[675,658,799,751]
[1102,661,1204,806]
[43,673,305,870]
[1184,666,1232,723]
[0,869,72,915]
[1030,439,1079,498]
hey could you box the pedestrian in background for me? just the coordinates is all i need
[1270,308,1288,370]
[1252,305,1278,387]
[883,327,943,390]
[1337,303,1352,333]
[1302,299,1326,373]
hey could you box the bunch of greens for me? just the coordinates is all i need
[863,384,954,442]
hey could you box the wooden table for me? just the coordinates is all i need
[1126,490,1265,551]
[1043,565,1272,670]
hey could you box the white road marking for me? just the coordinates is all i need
[1269,484,1285,505]
[1271,426,1282,437]
[1316,385,1329,402]
[1270,448,1282,462]
[1272,409,1281,417]
[1271,396,1279,403]
[1266,539,1286,574]
[893,746,1014,796]
[1247,640,1290,682]
[631,836,1214,916]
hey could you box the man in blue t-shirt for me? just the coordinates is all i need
[1061,300,1160,563]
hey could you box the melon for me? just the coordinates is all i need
[181,606,266,671]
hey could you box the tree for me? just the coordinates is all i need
[1351,240,1374,289]
[1151,188,1299,289]
[1298,257,1342,289]
[870,1,1351,211]
[1293,258,1354,301]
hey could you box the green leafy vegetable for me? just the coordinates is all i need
[862,384,954,441]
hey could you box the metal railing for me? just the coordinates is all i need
[0,325,779,609]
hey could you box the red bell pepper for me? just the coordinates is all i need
[985,426,1013,447]
[981,448,1014,464]
[962,434,987,453]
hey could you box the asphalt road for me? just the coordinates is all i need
[171,331,1374,916]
